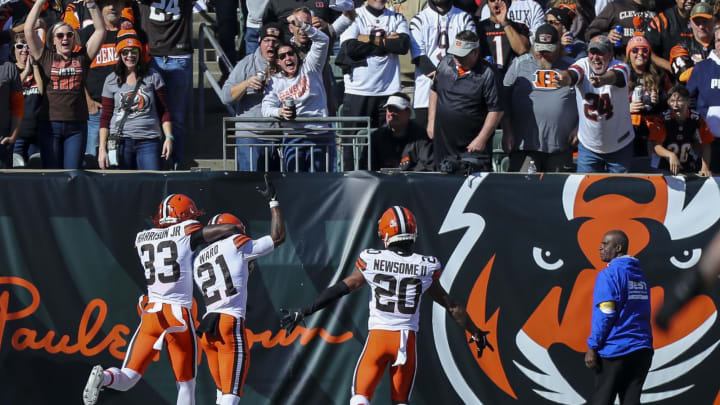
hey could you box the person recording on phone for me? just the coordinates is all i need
[261,14,333,172]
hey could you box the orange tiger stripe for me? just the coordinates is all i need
[234,235,251,249]
[185,223,202,235]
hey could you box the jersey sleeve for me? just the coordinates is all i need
[356,253,368,271]
[184,220,202,235]
[393,13,410,35]
[609,61,629,83]
[409,15,425,60]
[244,235,275,260]
[568,59,586,84]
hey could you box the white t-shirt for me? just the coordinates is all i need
[569,57,635,154]
[410,6,475,108]
[193,234,275,319]
[135,219,201,308]
[340,7,409,96]
[357,248,442,331]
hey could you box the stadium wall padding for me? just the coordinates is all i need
[0,171,719,405]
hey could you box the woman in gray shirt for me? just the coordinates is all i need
[98,29,173,170]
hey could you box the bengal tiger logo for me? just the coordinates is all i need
[434,174,720,404]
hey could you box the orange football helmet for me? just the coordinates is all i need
[154,194,202,227]
[208,213,245,234]
[378,206,417,247]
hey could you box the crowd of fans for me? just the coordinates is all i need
[1,0,720,175]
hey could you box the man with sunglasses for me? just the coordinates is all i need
[554,35,635,173]
[221,22,282,171]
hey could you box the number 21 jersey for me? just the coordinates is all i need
[357,249,442,332]
[135,219,201,308]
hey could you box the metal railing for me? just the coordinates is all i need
[197,22,236,128]
[222,116,373,172]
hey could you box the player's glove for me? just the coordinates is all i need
[256,173,277,203]
[469,330,494,358]
[280,308,305,334]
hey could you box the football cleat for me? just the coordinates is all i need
[83,365,104,405]
[378,206,418,248]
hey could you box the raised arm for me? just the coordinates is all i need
[83,0,106,60]
[255,173,286,247]
[24,0,47,60]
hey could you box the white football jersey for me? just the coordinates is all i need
[135,219,202,308]
[193,234,275,318]
[410,6,475,108]
[357,248,442,332]
[479,0,545,37]
[340,7,409,96]
[569,58,635,154]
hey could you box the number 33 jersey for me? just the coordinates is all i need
[135,219,202,308]
[357,249,442,332]
[193,234,275,318]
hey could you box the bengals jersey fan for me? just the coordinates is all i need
[193,194,285,405]
[83,189,259,405]
[647,86,713,176]
[280,206,492,405]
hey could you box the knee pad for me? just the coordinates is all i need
[350,394,370,405]
[106,367,142,391]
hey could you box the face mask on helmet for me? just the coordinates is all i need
[154,194,202,227]
[377,206,418,248]
[208,213,246,234]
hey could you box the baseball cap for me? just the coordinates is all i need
[534,24,559,52]
[383,94,410,110]
[690,2,713,20]
[588,35,612,54]
[448,38,479,57]
[545,4,576,31]
[260,22,283,41]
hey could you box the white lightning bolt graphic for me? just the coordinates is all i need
[433,173,488,404]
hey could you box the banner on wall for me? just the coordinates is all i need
[0,171,718,404]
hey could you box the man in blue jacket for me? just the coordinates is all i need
[585,230,653,405]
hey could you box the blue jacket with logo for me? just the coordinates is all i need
[587,255,653,358]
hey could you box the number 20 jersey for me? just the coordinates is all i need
[357,249,442,332]
[569,57,634,154]
[134,219,202,308]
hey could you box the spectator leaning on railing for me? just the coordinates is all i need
[221,22,282,171]
[262,15,332,172]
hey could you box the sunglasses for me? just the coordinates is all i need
[631,47,650,55]
[120,48,140,56]
[55,31,75,40]
[14,43,29,50]
[278,50,296,60]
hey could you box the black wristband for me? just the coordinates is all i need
[302,281,351,315]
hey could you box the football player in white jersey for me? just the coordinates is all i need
[83,192,251,405]
[280,206,492,405]
[193,182,285,405]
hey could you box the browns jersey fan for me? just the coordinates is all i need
[280,206,492,405]
[647,85,713,176]
[83,192,248,405]
[193,177,285,405]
